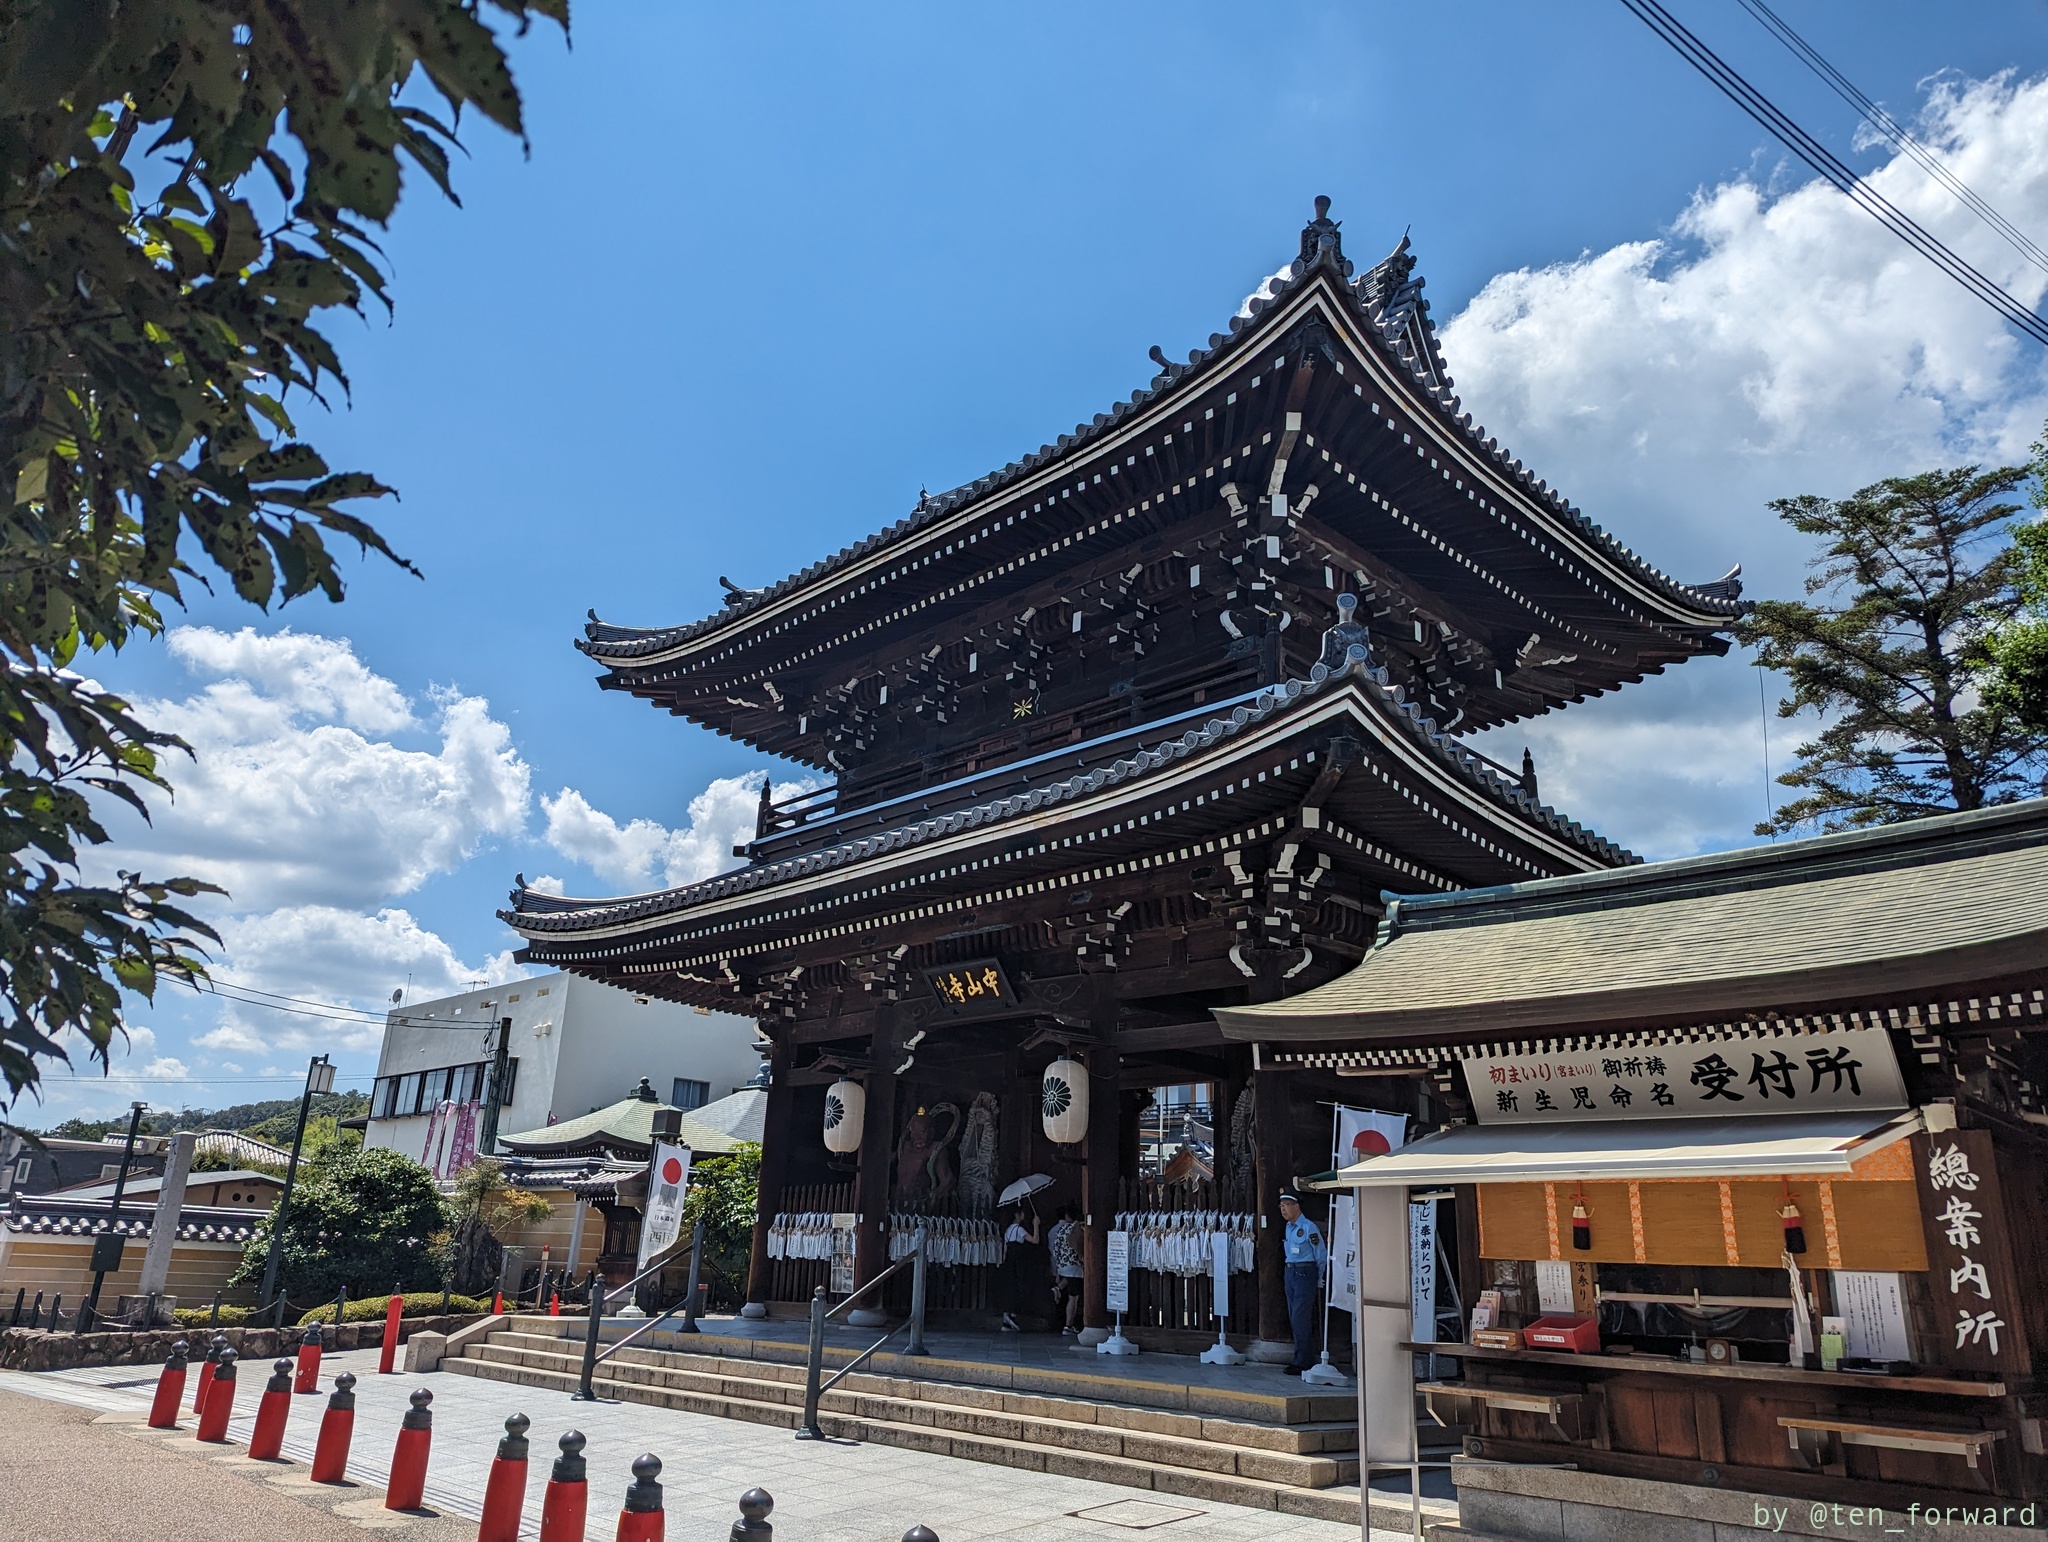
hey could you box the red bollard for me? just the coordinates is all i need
[477,1413,532,1542]
[310,1372,357,1484]
[195,1347,239,1443]
[192,1333,225,1415]
[147,1340,189,1429]
[492,1290,505,1315]
[247,1358,294,1460]
[377,1284,404,1375]
[613,1454,664,1542]
[384,1387,433,1511]
[549,1291,561,1317]
[538,1430,588,1542]
[294,1323,324,1393]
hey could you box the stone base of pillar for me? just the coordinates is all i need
[847,1307,890,1329]
[740,1302,768,1319]
[1248,1338,1295,1364]
[1075,1326,1109,1347]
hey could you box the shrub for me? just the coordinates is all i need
[296,1292,489,1327]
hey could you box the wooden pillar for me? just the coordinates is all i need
[853,1006,900,1297]
[1082,1035,1121,1334]
[744,1031,792,1308]
[1251,1053,1296,1353]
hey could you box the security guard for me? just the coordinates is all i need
[1278,1191,1326,1374]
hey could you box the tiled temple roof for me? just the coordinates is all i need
[581,202,1743,666]
[509,608,1631,936]
[4,1195,260,1245]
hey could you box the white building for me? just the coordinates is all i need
[363,973,762,1174]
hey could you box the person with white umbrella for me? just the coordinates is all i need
[997,1174,1050,1332]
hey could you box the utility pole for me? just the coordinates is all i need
[258,1054,336,1309]
[476,1017,513,1159]
[80,1101,146,1333]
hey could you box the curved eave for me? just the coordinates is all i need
[577,249,1739,680]
[504,647,1632,946]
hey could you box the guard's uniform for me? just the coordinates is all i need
[1282,1213,1327,1370]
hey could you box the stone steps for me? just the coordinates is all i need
[443,1323,1405,1521]
[445,1349,1365,1520]
[474,1329,1359,1456]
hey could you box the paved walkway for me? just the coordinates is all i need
[12,1349,1423,1542]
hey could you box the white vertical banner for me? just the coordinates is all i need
[1328,1106,1405,1328]
[637,1142,692,1269]
[1105,1231,1130,1315]
[1329,1195,1360,1313]
[1210,1230,1231,1318]
[1409,1200,1438,1345]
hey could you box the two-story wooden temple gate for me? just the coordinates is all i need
[504,200,1744,1356]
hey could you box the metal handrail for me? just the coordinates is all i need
[796,1228,925,1440]
[570,1227,702,1402]
[823,1244,917,1322]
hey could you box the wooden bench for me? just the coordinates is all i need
[1779,1416,2003,1487]
[1419,1380,1599,1445]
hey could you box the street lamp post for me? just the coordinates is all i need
[79,1100,147,1333]
[258,1054,336,1310]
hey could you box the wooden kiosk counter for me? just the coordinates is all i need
[1219,801,2048,1520]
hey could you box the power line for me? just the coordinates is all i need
[1618,0,2048,346]
[193,978,509,1032]
[1736,0,2048,277]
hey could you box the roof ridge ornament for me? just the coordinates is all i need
[1298,195,1352,279]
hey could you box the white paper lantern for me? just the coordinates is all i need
[1041,1057,1088,1144]
[823,1078,865,1153]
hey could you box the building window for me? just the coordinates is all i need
[371,1056,519,1118]
[671,1079,709,1112]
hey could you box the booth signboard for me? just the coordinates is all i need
[1463,1026,1906,1124]
[1911,1130,2030,1375]
[1105,1230,1129,1314]
[1409,1201,1437,1344]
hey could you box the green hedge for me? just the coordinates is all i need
[297,1292,490,1326]
[171,1305,262,1328]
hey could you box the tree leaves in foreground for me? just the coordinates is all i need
[0,1,567,1109]
[1741,465,2048,834]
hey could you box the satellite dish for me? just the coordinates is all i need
[390,989,404,1003]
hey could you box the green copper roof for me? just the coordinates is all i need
[499,1078,747,1156]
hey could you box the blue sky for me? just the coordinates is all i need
[39,1,2048,1121]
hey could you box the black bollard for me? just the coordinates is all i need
[902,1528,940,1542]
[730,1487,773,1542]
[9,1286,21,1326]
[28,1290,42,1329]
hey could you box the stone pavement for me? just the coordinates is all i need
[0,1382,475,1542]
[13,1347,1425,1541]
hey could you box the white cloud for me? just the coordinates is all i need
[1446,72,2048,856]
[541,771,817,891]
[102,629,531,912]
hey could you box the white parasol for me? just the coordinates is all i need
[998,1173,1053,1204]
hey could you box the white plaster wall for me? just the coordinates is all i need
[363,973,762,1156]
[547,975,762,1121]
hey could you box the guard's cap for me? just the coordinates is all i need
[1277,1190,1302,1204]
